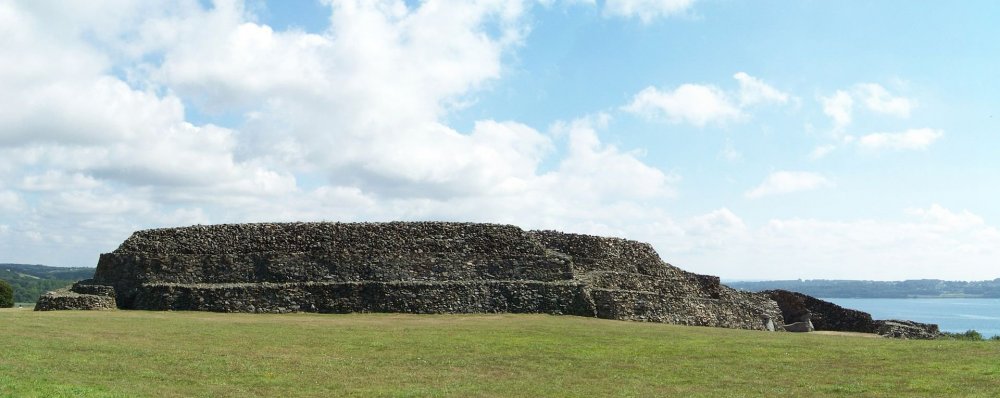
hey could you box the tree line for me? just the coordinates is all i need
[1,264,95,303]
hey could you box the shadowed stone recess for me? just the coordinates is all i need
[764,289,940,339]
[59,222,786,330]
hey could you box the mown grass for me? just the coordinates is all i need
[1,309,999,397]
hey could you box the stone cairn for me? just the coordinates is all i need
[35,281,116,311]
[36,222,783,331]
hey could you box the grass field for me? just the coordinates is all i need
[2,309,999,397]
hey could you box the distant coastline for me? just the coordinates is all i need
[725,279,1000,299]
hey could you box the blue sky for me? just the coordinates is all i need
[1,0,998,280]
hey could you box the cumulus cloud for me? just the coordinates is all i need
[745,171,833,199]
[547,114,679,201]
[0,2,293,198]
[855,83,915,117]
[734,72,789,106]
[624,72,788,127]
[820,90,853,130]
[623,84,742,127]
[906,204,985,231]
[659,204,1000,280]
[857,128,944,151]
[820,83,915,129]
[2,2,993,283]
[814,83,935,155]
[603,0,696,23]
[0,0,689,267]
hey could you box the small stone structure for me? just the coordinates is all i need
[35,280,117,311]
[875,320,940,340]
[41,222,784,331]
[764,289,940,339]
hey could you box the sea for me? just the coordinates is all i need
[822,298,1000,338]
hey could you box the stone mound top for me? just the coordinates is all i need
[46,222,785,331]
[114,222,550,256]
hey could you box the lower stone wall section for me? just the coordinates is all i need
[35,289,117,311]
[876,320,940,339]
[40,222,792,333]
[133,281,598,316]
[130,280,783,331]
[765,290,878,333]
[590,287,780,330]
[799,294,878,333]
[763,289,940,339]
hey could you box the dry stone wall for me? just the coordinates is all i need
[61,222,785,331]
[35,281,117,311]
[875,319,940,339]
[764,289,940,339]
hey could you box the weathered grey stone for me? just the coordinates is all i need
[875,319,940,339]
[39,222,785,331]
[765,289,878,333]
[35,288,116,311]
[70,279,116,297]
[783,320,815,333]
[764,289,939,339]
[761,315,775,332]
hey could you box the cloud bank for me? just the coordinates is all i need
[0,1,989,281]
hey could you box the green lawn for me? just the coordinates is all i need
[1,309,998,397]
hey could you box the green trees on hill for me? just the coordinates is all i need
[0,264,95,303]
[0,279,13,308]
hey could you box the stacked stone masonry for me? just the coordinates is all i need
[35,280,117,311]
[764,289,940,339]
[72,222,784,331]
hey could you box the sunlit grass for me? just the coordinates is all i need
[1,309,998,397]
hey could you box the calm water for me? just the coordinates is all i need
[823,298,1000,337]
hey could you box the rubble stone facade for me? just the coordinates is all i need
[51,222,785,331]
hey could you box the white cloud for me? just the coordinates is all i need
[650,205,1000,281]
[734,72,789,106]
[21,171,102,192]
[603,0,696,23]
[819,83,915,129]
[857,128,944,151]
[547,114,679,201]
[624,72,787,127]
[855,83,915,117]
[820,90,853,130]
[0,190,23,212]
[0,1,689,268]
[0,0,536,196]
[906,204,985,231]
[745,171,833,199]
[683,208,747,248]
[623,84,742,127]
[0,2,292,198]
[1,2,990,283]
[537,0,597,6]
[808,144,837,160]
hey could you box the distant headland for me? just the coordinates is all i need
[727,279,1000,298]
